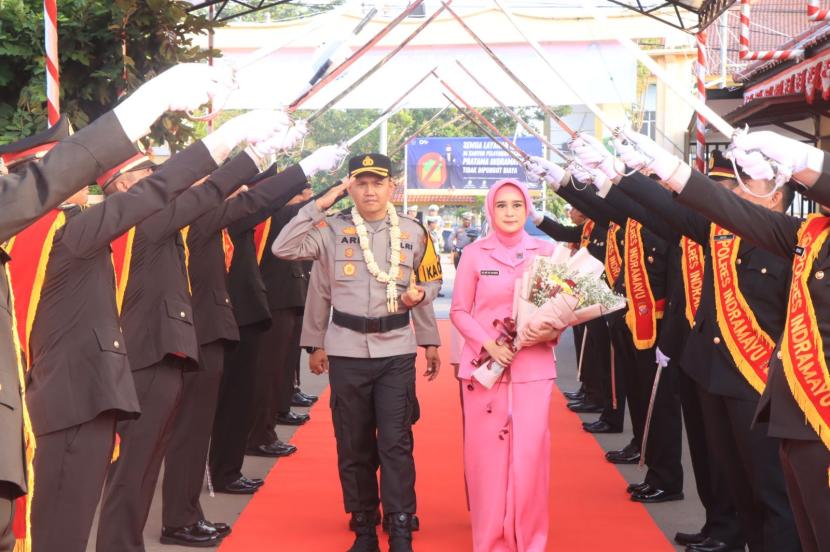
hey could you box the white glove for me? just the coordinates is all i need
[300,144,350,178]
[249,120,308,157]
[614,130,682,182]
[655,347,671,369]
[202,110,291,164]
[569,133,618,180]
[730,130,825,182]
[524,156,567,190]
[113,63,234,142]
[528,207,545,226]
[569,162,610,193]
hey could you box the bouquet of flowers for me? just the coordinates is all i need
[472,247,625,388]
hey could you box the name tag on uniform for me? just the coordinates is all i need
[794,246,805,257]
[713,234,735,241]
[480,270,499,276]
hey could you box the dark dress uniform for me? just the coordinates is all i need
[0,112,136,552]
[677,163,830,552]
[273,199,441,524]
[161,163,310,533]
[616,171,799,551]
[248,199,313,448]
[536,217,611,414]
[558,182,684,497]
[25,142,219,552]
[610,174,745,547]
[96,148,258,552]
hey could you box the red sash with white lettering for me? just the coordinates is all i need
[623,220,661,350]
[5,209,65,551]
[111,228,135,315]
[710,225,773,394]
[780,214,830,483]
[253,218,271,266]
[680,236,705,328]
[605,222,622,284]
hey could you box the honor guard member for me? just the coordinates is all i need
[161,141,315,546]
[97,110,296,552]
[615,128,830,552]
[0,63,231,552]
[273,153,442,552]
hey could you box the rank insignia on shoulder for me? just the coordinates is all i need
[794,246,805,256]
[480,270,499,276]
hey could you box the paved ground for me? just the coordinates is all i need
[86,253,705,550]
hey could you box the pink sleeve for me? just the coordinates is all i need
[450,249,492,355]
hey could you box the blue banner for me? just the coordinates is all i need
[405,136,543,191]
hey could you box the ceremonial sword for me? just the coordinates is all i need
[442,93,529,165]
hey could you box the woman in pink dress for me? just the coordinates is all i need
[450,178,560,552]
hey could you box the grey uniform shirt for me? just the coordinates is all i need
[272,202,442,358]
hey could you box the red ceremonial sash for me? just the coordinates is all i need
[111,228,135,315]
[569,219,595,253]
[710,225,773,394]
[623,220,661,350]
[254,218,272,266]
[221,229,234,273]
[780,214,830,481]
[5,209,65,551]
[605,223,622,285]
[680,236,705,328]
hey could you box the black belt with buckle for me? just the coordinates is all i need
[332,309,410,334]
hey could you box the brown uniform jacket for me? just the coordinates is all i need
[0,112,136,496]
[120,150,257,372]
[186,164,309,345]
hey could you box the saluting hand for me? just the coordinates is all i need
[401,272,425,308]
[309,349,329,375]
[315,179,350,211]
[423,346,440,381]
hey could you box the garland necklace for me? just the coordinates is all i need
[351,203,401,313]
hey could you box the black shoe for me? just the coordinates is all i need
[567,401,603,413]
[161,524,220,547]
[198,519,231,538]
[241,475,264,487]
[605,443,640,464]
[214,477,260,495]
[246,441,297,457]
[387,513,413,552]
[348,511,381,552]
[563,389,585,401]
[631,487,684,503]
[685,537,732,552]
[296,388,319,403]
[583,420,623,434]
[381,513,420,533]
[675,532,707,546]
[626,481,650,495]
[275,411,310,426]
[291,391,315,407]
[349,508,381,530]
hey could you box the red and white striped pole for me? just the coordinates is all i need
[740,0,804,61]
[44,0,60,126]
[695,31,707,172]
[807,0,830,20]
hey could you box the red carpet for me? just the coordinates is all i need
[220,321,673,551]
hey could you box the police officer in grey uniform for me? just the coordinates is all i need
[272,154,442,552]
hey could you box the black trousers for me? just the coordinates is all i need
[210,323,264,487]
[248,308,302,447]
[677,368,743,545]
[328,354,419,515]
[162,341,226,528]
[571,324,603,404]
[697,387,800,552]
[30,412,116,552]
[779,439,830,552]
[0,483,16,552]
[611,320,683,492]
[98,358,185,552]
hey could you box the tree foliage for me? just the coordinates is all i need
[0,0,221,149]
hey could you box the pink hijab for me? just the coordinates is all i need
[485,178,532,247]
